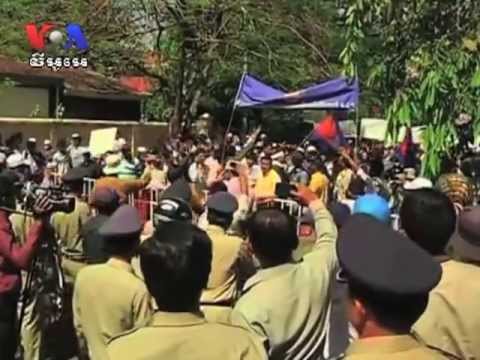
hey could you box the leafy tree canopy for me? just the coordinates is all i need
[341,0,480,177]
[0,0,345,137]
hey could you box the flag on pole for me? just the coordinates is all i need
[398,127,415,167]
[310,114,346,150]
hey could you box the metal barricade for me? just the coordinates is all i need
[82,178,97,200]
[253,198,304,235]
[132,188,162,222]
[80,178,161,222]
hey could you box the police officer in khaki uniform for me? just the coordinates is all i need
[201,191,253,323]
[51,167,92,283]
[73,205,153,360]
[337,214,448,359]
[413,206,480,360]
[231,186,338,360]
[107,221,267,360]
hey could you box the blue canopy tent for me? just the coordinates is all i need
[222,73,360,159]
[234,73,359,110]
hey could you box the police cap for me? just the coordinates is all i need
[337,214,441,297]
[206,191,238,214]
[153,197,192,226]
[99,205,143,238]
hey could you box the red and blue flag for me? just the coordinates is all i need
[310,114,346,150]
[397,127,416,167]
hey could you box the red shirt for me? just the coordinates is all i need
[0,210,42,295]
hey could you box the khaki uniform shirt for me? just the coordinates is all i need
[73,258,153,360]
[51,197,90,254]
[107,311,267,360]
[10,213,36,245]
[344,335,449,359]
[232,200,338,360]
[201,225,244,305]
[51,198,91,283]
[414,260,480,360]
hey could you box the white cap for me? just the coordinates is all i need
[296,147,305,154]
[72,133,81,139]
[200,113,211,120]
[137,146,147,153]
[404,177,433,191]
[307,145,317,153]
[27,137,37,143]
[271,151,285,160]
[7,153,27,169]
[44,139,51,145]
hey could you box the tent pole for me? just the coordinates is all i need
[221,106,237,164]
[355,109,361,156]
[221,72,247,164]
[299,129,314,147]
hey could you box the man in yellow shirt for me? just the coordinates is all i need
[309,160,330,204]
[254,156,281,200]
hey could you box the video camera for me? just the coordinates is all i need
[20,182,76,214]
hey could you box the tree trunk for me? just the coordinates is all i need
[171,43,186,136]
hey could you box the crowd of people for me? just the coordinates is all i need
[0,125,479,360]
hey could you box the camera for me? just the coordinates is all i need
[21,182,76,214]
[275,183,297,200]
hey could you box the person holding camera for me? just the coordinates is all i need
[0,174,52,360]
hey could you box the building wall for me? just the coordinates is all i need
[62,96,141,120]
[0,119,168,153]
[0,87,49,118]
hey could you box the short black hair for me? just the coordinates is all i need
[247,209,298,263]
[347,176,366,199]
[104,235,140,257]
[369,159,384,178]
[348,280,428,333]
[400,189,456,256]
[207,209,233,230]
[208,181,227,195]
[139,222,212,311]
[260,155,272,163]
[291,152,304,167]
[440,156,457,174]
[167,166,185,183]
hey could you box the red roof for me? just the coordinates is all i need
[119,76,154,93]
[0,56,150,96]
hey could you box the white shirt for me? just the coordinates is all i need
[68,145,86,168]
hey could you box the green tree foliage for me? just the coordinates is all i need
[0,0,344,136]
[341,0,480,177]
